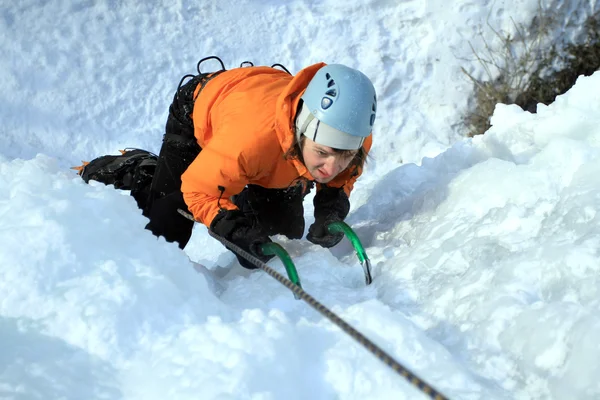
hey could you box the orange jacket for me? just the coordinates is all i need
[181,63,373,228]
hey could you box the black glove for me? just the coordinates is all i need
[307,186,350,248]
[210,209,273,269]
[232,184,308,240]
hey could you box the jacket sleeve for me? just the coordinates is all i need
[323,133,373,197]
[180,137,250,228]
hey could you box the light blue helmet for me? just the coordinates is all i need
[296,64,377,150]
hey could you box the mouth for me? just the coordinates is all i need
[317,169,330,178]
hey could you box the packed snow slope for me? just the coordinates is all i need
[1,0,599,399]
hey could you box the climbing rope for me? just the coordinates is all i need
[207,229,450,400]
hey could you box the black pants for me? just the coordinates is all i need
[142,75,204,249]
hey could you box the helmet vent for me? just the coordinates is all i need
[321,97,333,109]
[325,73,331,79]
[370,95,377,126]
[325,89,337,97]
[327,79,335,88]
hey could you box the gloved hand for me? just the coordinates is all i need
[307,186,350,248]
[233,184,307,240]
[210,209,273,269]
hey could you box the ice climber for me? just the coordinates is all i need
[76,59,377,269]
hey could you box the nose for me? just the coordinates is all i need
[322,156,343,176]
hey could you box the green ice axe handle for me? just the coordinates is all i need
[260,242,302,299]
[327,221,373,285]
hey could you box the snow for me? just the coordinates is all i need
[1,0,600,399]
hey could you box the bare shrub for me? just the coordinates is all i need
[462,7,600,136]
